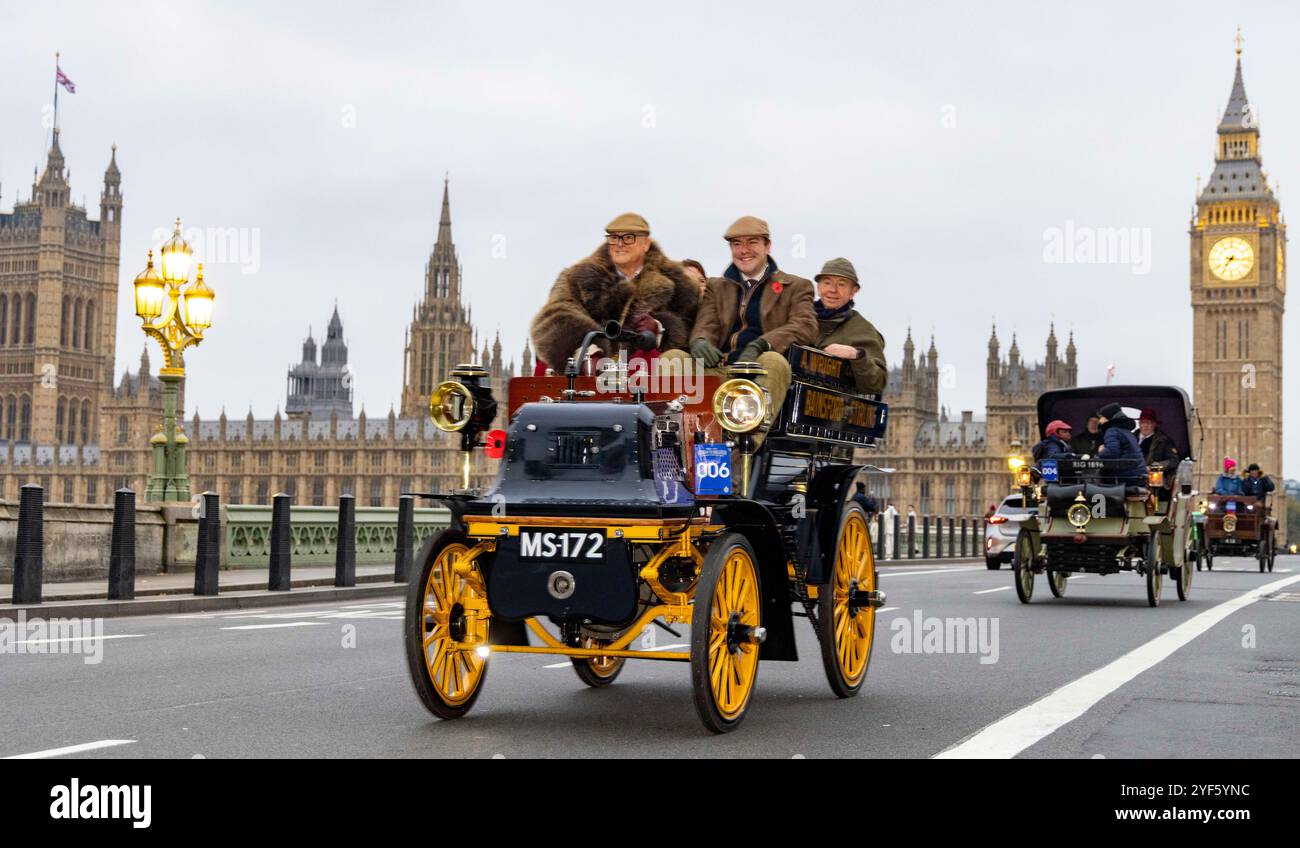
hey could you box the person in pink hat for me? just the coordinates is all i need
[1214,457,1243,495]
[1031,419,1073,465]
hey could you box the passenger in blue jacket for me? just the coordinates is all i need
[1096,403,1147,483]
[1214,458,1244,495]
[1031,419,1073,466]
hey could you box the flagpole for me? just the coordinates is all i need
[52,51,59,145]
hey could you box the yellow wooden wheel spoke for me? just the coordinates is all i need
[830,512,875,684]
[418,543,488,707]
[706,543,760,720]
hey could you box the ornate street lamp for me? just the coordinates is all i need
[134,218,216,501]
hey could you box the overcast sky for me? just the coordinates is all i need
[3,1,1299,476]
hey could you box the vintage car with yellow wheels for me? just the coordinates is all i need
[1008,386,1199,608]
[403,324,889,733]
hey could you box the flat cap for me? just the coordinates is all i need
[605,212,650,235]
[815,257,859,285]
[723,215,770,240]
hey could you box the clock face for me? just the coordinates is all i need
[1209,236,1255,281]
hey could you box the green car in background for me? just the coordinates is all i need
[1007,386,1200,608]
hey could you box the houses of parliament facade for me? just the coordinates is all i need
[0,141,525,506]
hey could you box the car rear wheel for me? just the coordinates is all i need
[690,533,762,733]
[985,556,1002,570]
[571,637,626,687]
[1047,565,1068,598]
[1145,535,1163,608]
[1175,543,1193,602]
[1012,529,1034,604]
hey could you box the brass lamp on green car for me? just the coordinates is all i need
[133,218,217,502]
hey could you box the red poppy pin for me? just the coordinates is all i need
[771,280,783,294]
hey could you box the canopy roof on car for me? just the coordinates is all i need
[1036,385,1195,459]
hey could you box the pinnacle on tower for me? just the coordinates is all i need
[104,144,120,182]
[437,174,452,247]
[1218,29,1251,133]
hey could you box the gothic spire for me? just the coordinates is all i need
[1217,53,1252,134]
[437,173,452,248]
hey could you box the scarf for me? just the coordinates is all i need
[814,299,855,321]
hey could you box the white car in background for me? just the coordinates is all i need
[984,494,1034,569]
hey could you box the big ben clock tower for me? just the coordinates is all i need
[1190,30,1287,541]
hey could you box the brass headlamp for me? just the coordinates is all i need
[429,363,498,489]
[1067,491,1091,530]
[712,362,770,497]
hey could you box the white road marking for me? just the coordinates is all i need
[543,642,690,668]
[880,567,982,578]
[220,622,328,631]
[935,572,1300,759]
[879,607,899,613]
[646,643,689,652]
[4,739,136,759]
[14,634,147,646]
[1207,568,1292,574]
[974,586,1012,595]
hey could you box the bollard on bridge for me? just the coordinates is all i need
[268,493,292,591]
[108,488,136,601]
[893,513,902,560]
[335,494,356,588]
[194,491,221,596]
[907,514,916,559]
[394,494,414,583]
[12,484,44,605]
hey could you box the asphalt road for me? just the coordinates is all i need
[2,556,1297,758]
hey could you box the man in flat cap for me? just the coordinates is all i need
[812,257,887,395]
[661,215,816,404]
[530,212,698,373]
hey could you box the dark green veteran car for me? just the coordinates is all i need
[1007,386,1200,608]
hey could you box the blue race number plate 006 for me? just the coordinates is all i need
[694,444,732,496]
[518,529,605,562]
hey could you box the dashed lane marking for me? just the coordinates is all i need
[220,622,329,631]
[14,634,147,647]
[974,586,1012,595]
[880,567,982,578]
[935,571,1300,759]
[4,740,136,759]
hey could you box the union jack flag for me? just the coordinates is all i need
[56,66,75,93]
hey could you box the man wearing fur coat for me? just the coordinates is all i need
[530,213,698,373]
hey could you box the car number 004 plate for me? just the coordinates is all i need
[518,529,605,562]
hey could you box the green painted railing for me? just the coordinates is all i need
[224,504,451,567]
